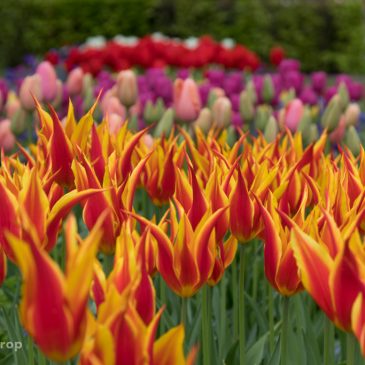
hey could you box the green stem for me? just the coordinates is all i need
[346,332,356,365]
[37,349,47,365]
[102,253,114,277]
[239,245,246,365]
[252,248,258,303]
[323,316,334,365]
[232,258,238,339]
[181,297,188,329]
[219,275,227,361]
[268,284,275,354]
[280,296,290,365]
[28,335,34,365]
[202,285,211,365]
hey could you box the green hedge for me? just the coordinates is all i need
[0,0,364,73]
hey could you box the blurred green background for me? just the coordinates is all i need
[0,0,364,73]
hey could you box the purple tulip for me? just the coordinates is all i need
[176,68,190,80]
[231,94,240,112]
[278,59,301,74]
[300,87,317,105]
[198,82,211,106]
[348,82,364,101]
[311,72,327,94]
[324,86,337,104]
[206,69,225,87]
[282,71,304,95]
[0,80,9,106]
[232,111,243,127]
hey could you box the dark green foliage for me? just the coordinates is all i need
[0,0,364,73]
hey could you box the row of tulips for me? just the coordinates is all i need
[0,59,364,156]
[1,96,365,364]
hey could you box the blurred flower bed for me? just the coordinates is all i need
[0,34,364,154]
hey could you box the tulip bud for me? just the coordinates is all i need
[154,108,174,137]
[10,107,28,135]
[245,80,257,104]
[207,87,225,108]
[262,75,275,103]
[329,115,346,145]
[107,113,124,135]
[0,119,16,152]
[173,78,201,123]
[344,126,361,156]
[239,90,255,122]
[254,105,271,131]
[212,97,232,128]
[264,116,278,142]
[226,126,237,147]
[283,98,304,132]
[143,98,165,125]
[194,108,212,134]
[307,124,319,144]
[36,61,57,102]
[280,88,296,106]
[19,75,42,111]
[116,70,138,108]
[66,67,84,95]
[103,96,126,120]
[338,82,349,111]
[297,107,313,143]
[82,73,93,96]
[344,103,360,127]
[321,94,342,132]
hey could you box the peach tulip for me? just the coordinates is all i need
[283,98,304,132]
[173,78,201,122]
[0,119,15,152]
[36,61,57,101]
[66,67,84,95]
[116,70,138,108]
[19,75,42,110]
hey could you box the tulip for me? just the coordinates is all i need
[154,108,174,137]
[5,93,21,119]
[207,87,225,108]
[143,98,165,125]
[344,103,360,127]
[10,107,27,135]
[102,96,126,120]
[131,203,227,297]
[107,113,124,134]
[255,105,271,131]
[36,61,58,102]
[51,80,64,108]
[19,75,42,110]
[321,95,342,132]
[269,46,285,66]
[212,96,232,128]
[283,98,304,132]
[338,82,350,111]
[116,69,138,108]
[291,212,363,331]
[262,74,275,103]
[0,119,16,152]
[264,116,279,143]
[311,71,327,94]
[239,90,255,123]
[66,67,84,95]
[258,193,303,295]
[344,126,361,156]
[173,78,202,122]
[329,116,346,145]
[194,107,212,134]
[5,214,103,362]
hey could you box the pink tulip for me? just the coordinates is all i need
[102,96,126,120]
[344,103,360,127]
[143,133,154,150]
[212,96,232,128]
[116,70,138,108]
[329,115,346,144]
[283,98,304,132]
[52,80,64,108]
[0,119,15,152]
[5,96,21,119]
[36,61,57,101]
[19,75,43,110]
[66,67,84,95]
[173,78,201,122]
[107,113,124,134]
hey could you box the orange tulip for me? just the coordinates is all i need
[5,214,103,361]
